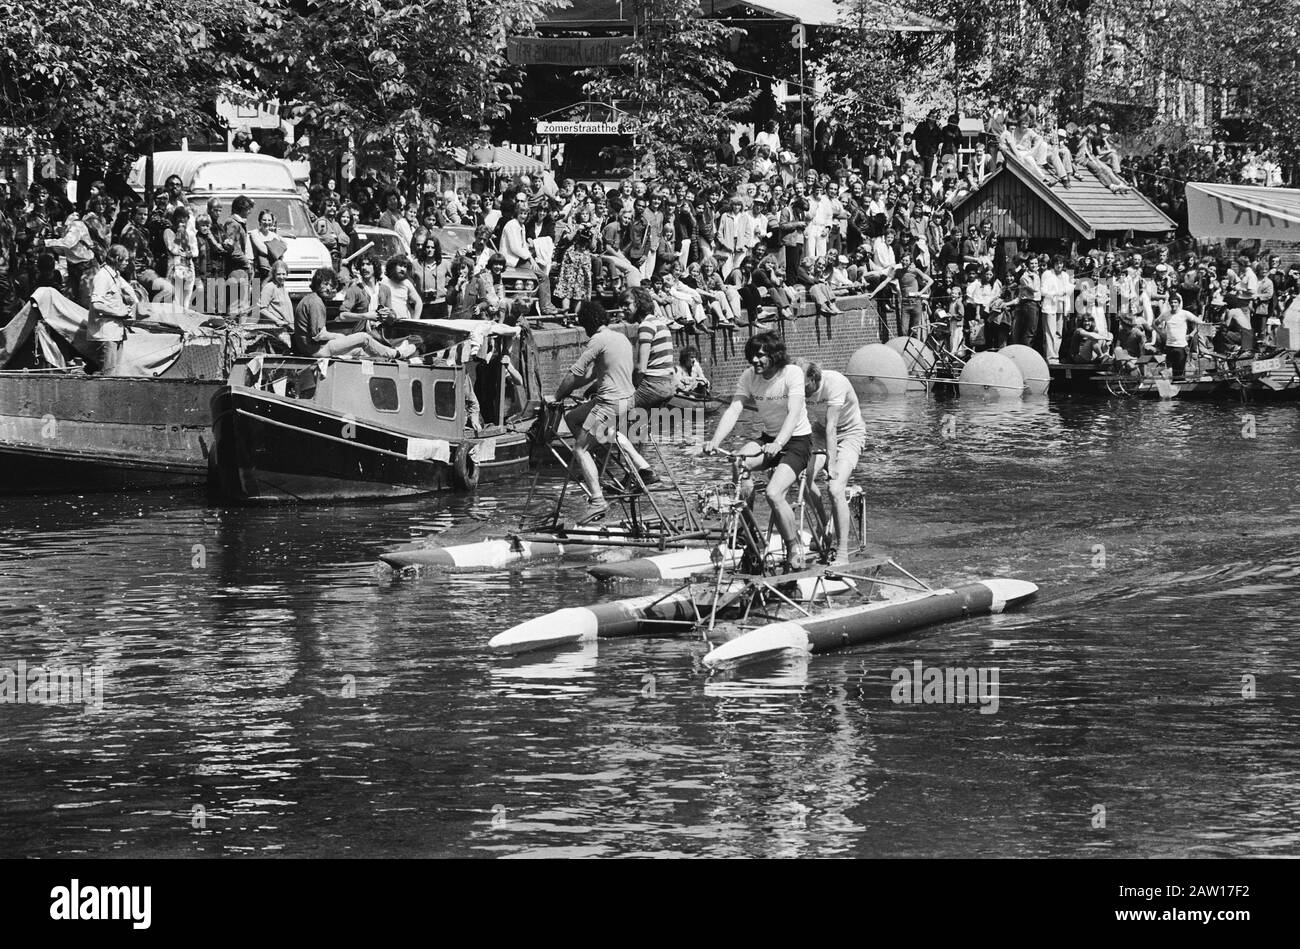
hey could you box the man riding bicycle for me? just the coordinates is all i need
[703,331,812,569]
[802,361,866,564]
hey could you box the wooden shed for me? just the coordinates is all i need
[953,151,1174,253]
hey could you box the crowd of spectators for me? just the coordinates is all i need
[2,102,1297,382]
[1128,141,1291,226]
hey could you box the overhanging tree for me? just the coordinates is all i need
[813,2,955,150]
[0,0,277,167]
[257,0,560,195]
[580,0,749,188]
[1090,0,1300,172]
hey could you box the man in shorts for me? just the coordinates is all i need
[802,361,866,563]
[554,301,635,520]
[704,330,813,568]
[613,285,675,484]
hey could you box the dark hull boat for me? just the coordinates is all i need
[210,379,530,501]
[1230,353,1300,402]
[1049,349,1293,401]
[0,374,216,493]
[209,320,539,503]
[0,287,273,495]
[1047,361,1142,397]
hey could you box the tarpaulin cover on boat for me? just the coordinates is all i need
[1186,182,1300,241]
[0,287,250,377]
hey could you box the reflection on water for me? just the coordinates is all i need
[2,398,1300,856]
[703,655,811,697]
[492,643,600,696]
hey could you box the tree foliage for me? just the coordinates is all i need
[3,0,1295,183]
[258,0,561,158]
[0,0,275,163]
[0,0,560,170]
[1090,0,1300,163]
[922,0,1300,170]
[813,2,954,147]
[581,0,748,186]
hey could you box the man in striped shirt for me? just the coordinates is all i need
[632,286,676,406]
[608,286,672,486]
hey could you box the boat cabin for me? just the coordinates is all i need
[227,355,473,439]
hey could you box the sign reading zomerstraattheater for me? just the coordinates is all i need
[536,121,624,136]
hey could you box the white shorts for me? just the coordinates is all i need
[812,425,865,480]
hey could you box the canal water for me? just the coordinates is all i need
[2,396,1298,858]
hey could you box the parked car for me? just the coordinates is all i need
[428,224,539,305]
[325,225,405,320]
[350,225,408,266]
[128,151,332,297]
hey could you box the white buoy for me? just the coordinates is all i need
[958,351,1025,400]
[883,336,937,381]
[997,345,1051,396]
[844,343,910,398]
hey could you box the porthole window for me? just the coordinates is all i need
[433,379,457,419]
[369,377,399,412]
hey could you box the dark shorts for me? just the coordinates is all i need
[757,433,813,476]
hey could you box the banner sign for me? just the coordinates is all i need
[536,121,623,136]
[506,36,633,67]
[1186,181,1300,240]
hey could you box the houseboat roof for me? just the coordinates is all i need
[953,151,1175,240]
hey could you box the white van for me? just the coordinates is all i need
[128,151,332,296]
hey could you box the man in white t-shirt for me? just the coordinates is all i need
[500,202,558,316]
[802,361,866,564]
[754,121,781,155]
[805,183,834,262]
[1156,292,1202,380]
[704,331,812,568]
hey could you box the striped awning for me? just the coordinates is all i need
[450,146,546,176]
